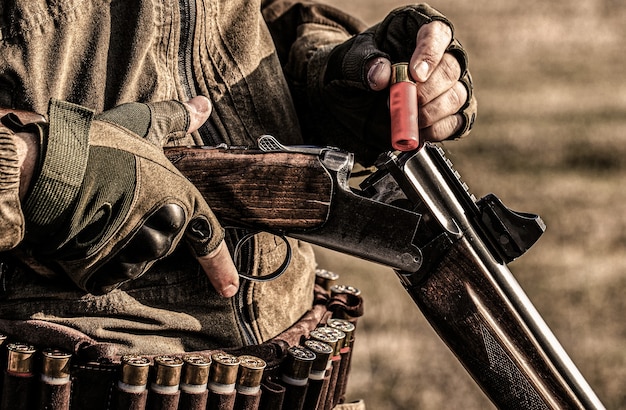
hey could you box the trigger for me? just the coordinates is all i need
[231,229,292,282]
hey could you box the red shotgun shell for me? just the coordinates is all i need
[390,63,419,151]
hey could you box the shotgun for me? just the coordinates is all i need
[164,135,605,409]
[1,106,605,408]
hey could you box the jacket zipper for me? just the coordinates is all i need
[178,0,258,346]
[177,0,219,146]
[229,228,259,346]
[235,280,258,346]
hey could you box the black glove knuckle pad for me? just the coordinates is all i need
[86,203,186,295]
[18,99,222,294]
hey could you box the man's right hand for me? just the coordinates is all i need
[3,96,239,297]
[364,20,469,142]
[318,4,476,162]
[182,97,240,298]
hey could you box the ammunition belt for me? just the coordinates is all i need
[0,269,363,410]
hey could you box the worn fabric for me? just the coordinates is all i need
[0,0,473,354]
[0,0,361,354]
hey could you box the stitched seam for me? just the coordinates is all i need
[0,0,97,42]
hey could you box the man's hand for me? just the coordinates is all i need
[317,4,475,163]
[365,21,467,142]
[7,96,239,297]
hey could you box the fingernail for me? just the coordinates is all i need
[367,60,385,89]
[415,61,430,81]
[220,284,238,298]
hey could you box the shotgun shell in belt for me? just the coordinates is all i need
[303,340,333,378]
[41,348,72,383]
[390,62,420,151]
[181,354,211,393]
[6,342,36,375]
[315,269,339,291]
[236,355,266,395]
[314,327,346,356]
[330,284,361,297]
[281,346,316,386]
[327,318,356,347]
[209,352,240,394]
[309,329,339,356]
[330,284,361,320]
[119,355,150,392]
[152,355,183,394]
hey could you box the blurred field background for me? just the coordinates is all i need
[315,0,626,408]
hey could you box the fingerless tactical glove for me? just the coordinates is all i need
[3,99,224,294]
[307,4,475,165]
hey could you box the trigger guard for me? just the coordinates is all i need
[232,230,292,282]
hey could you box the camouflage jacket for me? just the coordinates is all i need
[0,0,473,354]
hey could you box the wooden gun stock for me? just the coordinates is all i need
[165,146,333,231]
[165,143,425,274]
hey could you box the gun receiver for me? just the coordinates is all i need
[165,136,604,409]
[165,139,426,273]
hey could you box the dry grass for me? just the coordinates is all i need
[315,0,626,408]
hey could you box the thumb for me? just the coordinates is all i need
[365,56,392,91]
[143,96,212,146]
[196,241,240,298]
[183,96,212,134]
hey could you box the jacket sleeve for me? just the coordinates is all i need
[261,0,367,83]
[261,1,372,154]
[262,1,477,165]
